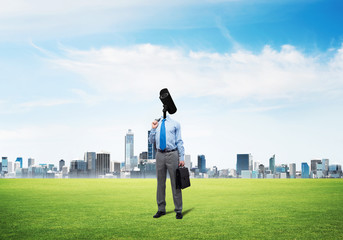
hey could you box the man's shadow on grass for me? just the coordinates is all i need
[166,208,194,216]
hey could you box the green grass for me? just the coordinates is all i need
[0,178,342,240]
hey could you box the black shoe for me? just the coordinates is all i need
[153,211,166,218]
[176,212,183,219]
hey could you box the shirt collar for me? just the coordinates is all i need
[160,115,171,121]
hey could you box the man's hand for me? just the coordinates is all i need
[179,161,185,167]
[152,120,159,129]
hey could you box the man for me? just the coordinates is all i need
[149,115,185,219]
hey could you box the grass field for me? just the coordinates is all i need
[0,178,342,240]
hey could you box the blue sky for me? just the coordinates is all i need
[1,0,343,170]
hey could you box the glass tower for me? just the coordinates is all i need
[96,153,110,176]
[84,152,96,176]
[237,154,251,176]
[301,162,310,178]
[2,157,8,173]
[289,163,296,178]
[269,154,275,174]
[125,129,134,171]
[311,159,322,175]
[59,159,65,172]
[28,158,35,168]
[16,157,23,168]
[148,130,156,159]
[198,155,206,173]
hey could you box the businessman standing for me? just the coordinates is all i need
[149,115,185,219]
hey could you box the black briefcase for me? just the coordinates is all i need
[176,167,191,189]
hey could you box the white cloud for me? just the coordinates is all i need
[49,43,343,103]
[0,0,221,40]
[19,99,74,109]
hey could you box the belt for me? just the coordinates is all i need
[157,148,177,153]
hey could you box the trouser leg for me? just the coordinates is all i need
[156,152,167,212]
[166,151,183,213]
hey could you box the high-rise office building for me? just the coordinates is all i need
[48,164,54,171]
[62,166,68,177]
[301,162,310,178]
[148,130,156,159]
[275,164,288,174]
[14,162,20,171]
[0,162,2,172]
[125,129,134,171]
[2,157,8,173]
[258,164,265,177]
[289,163,296,178]
[28,158,35,168]
[96,153,110,176]
[250,156,253,171]
[7,161,13,173]
[185,155,191,170]
[311,159,322,175]
[269,154,275,174]
[16,157,23,168]
[328,164,342,178]
[254,161,260,171]
[131,156,138,169]
[59,159,65,172]
[322,159,329,176]
[84,152,96,176]
[139,152,148,161]
[69,160,87,178]
[111,162,121,174]
[236,154,252,176]
[198,155,206,173]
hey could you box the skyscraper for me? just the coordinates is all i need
[198,155,206,173]
[14,162,20,171]
[84,152,96,176]
[322,159,329,176]
[59,159,65,172]
[96,153,110,176]
[258,164,265,175]
[125,129,134,171]
[131,156,138,169]
[28,158,35,168]
[185,155,191,170]
[311,159,322,175]
[16,157,23,168]
[301,162,310,178]
[148,130,156,159]
[2,157,8,173]
[69,160,87,178]
[254,161,260,171]
[289,163,296,179]
[7,161,13,173]
[237,154,252,176]
[269,154,275,174]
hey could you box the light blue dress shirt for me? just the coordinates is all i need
[149,115,185,161]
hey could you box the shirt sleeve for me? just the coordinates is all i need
[175,122,185,161]
[149,128,156,145]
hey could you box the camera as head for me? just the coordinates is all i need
[159,88,177,115]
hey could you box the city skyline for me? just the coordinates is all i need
[1,1,343,170]
[2,148,342,179]
[0,127,342,172]
[1,131,340,173]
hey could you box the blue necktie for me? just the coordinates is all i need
[160,119,166,150]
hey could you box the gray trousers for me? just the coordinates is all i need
[156,150,182,213]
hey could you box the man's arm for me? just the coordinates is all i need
[175,122,185,166]
[149,120,158,144]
